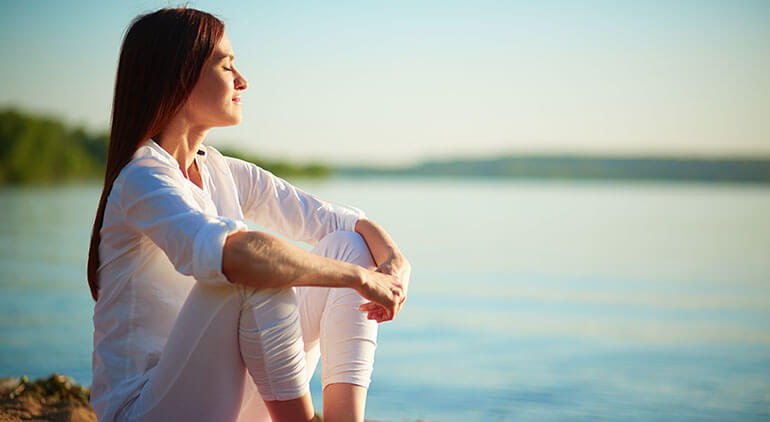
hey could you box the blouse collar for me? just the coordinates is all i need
[138,138,207,167]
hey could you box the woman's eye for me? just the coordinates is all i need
[223,66,232,71]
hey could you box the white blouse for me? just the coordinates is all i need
[90,139,363,420]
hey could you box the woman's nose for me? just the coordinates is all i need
[235,71,248,91]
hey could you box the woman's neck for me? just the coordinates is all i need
[155,116,210,179]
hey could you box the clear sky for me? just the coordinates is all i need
[2,0,769,165]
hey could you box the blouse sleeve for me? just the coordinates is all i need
[115,163,248,285]
[224,156,364,245]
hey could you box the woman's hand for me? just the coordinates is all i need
[354,218,411,323]
[358,255,411,323]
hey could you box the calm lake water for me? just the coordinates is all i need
[1,178,769,421]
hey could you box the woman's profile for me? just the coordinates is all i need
[87,7,410,421]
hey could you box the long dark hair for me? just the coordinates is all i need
[87,8,224,300]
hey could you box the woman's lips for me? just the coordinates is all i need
[232,97,242,104]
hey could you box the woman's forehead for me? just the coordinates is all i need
[214,34,234,59]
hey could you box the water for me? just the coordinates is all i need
[1,178,769,421]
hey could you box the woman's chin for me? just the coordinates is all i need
[216,114,242,127]
[231,109,243,124]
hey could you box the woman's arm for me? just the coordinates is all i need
[222,154,409,321]
[223,155,362,244]
[222,230,405,317]
[355,218,411,322]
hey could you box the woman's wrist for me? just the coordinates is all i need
[387,250,407,266]
[347,265,368,292]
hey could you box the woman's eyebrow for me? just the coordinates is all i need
[216,53,234,62]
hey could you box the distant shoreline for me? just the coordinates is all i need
[338,155,770,183]
[3,107,769,185]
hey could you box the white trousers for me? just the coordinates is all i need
[123,231,378,421]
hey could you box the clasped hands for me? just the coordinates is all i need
[357,254,411,323]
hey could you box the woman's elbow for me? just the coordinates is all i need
[222,230,254,286]
[222,230,283,289]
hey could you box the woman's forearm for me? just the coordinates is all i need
[223,224,408,321]
[222,230,364,290]
[354,218,404,267]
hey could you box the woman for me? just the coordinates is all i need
[87,7,410,422]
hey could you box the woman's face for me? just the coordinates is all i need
[184,33,247,128]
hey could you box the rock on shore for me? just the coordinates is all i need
[0,374,95,422]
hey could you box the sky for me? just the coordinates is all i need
[1,0,769,165]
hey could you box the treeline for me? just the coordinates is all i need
[340,155,770,183]
[0,109,108,184]
[0,108,330,185]
[7,107,768,185]
[215,148,331,179]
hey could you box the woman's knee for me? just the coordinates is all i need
[313,231,374,268]
[238,287,309,401]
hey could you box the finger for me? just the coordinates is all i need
[378,311,390,323]
[359,302,378,312]
[371,308,385,320]
[370,309,387,323]
[368,308,383,320]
